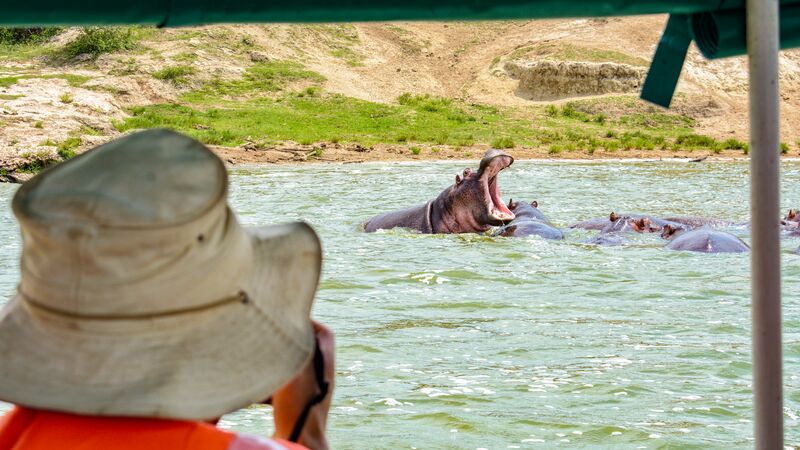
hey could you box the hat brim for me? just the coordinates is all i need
[0,222,321,421]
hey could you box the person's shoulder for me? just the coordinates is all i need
[227,434,308,450]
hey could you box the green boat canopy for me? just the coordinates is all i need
[2,0,800,107]
[0,0,745,26]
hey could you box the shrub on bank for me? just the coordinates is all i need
[0,27,62,45]
[57,137,81,160]
[673,133,717,150]
[491,137,515,149]
[63,27,137,58]
[720,138,747,150]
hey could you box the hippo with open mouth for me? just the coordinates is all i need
[364,149,515,233]
[662,224,749,253]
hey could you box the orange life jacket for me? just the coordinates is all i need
[0,407,305,450]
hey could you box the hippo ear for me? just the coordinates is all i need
[455,174,462,185]
[507,198,514,209]
[609,212,618,222]
[790,209,798,220]
[532,200,539,208]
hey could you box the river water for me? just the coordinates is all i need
[1,160,799,449]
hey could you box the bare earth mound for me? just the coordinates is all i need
[504,60,646,100]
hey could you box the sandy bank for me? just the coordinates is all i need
[0,139,769,183]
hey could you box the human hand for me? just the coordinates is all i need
[272,321,335,450]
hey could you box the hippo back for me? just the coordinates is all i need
[585,233,627,246]
[665,228,749,253]
[570,216,617,230]
[663,216,732,228]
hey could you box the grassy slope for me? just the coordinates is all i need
[114,59,743,154]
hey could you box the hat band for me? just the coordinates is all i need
[19,290,250,321]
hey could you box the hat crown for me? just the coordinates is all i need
[12,129,247,317]
[15,129,226,229]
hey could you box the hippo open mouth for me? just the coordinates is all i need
[479,150,515,223]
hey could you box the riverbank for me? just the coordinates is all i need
[0,138,767,183]
[3,23,799,182]
[210,141,756,165]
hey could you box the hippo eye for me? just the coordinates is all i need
[463,168,472,177]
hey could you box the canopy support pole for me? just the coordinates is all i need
[747,0,783,448]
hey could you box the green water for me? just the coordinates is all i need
[1,160,799,448]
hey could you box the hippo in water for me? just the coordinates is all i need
[584,212,689,246]
[364,149,515,233]
[601,212,662,234]
[663,216,734,228]
[571,213,682,232]
[661,224,749,253]
[781,209,800,235]
[782,208,799,226]
[493,200,563,239]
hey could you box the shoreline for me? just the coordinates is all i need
[209,142,763,166]
[2,140,793,183]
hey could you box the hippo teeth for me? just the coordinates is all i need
[487,175,514,221]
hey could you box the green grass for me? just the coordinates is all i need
[181,60,325,102]
[509,42,649,67]
[673,133,717,150]
[0,76,19,88]
[720,138,747,150]
[491,137,515,149]
[0,94,22,100]
[16,149,60,173]
[410,146,422,155]
[0,73,91,89]
[152,65,196,84]
[174,52,199,63]
[74,125,103,136]
[330,47,363,67]
[115,60,718,152]
[59,92,73,104]
[57,137,81,159]
[0,28,62,61]
[0,27,62,45]
[117,91,718,151]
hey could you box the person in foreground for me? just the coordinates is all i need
[0,129,334,450]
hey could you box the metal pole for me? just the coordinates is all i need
[747,0,783,447]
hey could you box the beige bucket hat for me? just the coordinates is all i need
[0,129,321,420]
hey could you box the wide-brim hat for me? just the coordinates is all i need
[0,129,321,420]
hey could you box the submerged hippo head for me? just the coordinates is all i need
[602,212,660,233]
[782,209,800,227]
[506,198,552,224]
[661,223,681,239]
[432,149,515,233]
